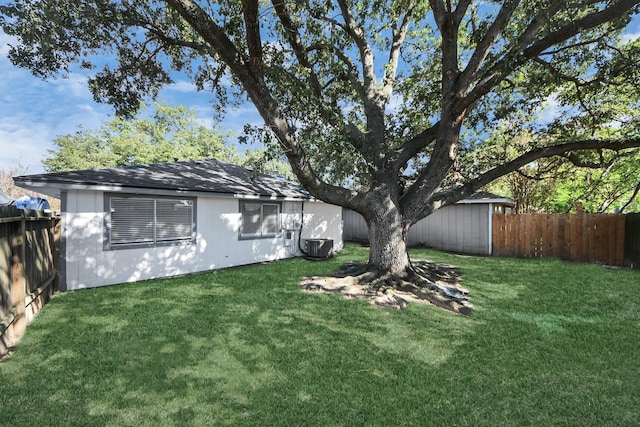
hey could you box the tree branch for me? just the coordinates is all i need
[164,0,361,208]
[306,42,367,101]
[412,139,640,220]
[457,0,639,115]
[454,138,640,202]
[428,0,447,32]
[560,150,617,169]
[242,0,264,78]
[394,122,440,169]
[453,0,473,26]
[458,0,521,94]
[270,0,323,97]
[336,0,377,95]
[523,0,640,59]
[618,180,640,213]
[381,4,416,103]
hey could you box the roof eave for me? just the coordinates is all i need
[13,180,314,202]
[456,197,515,206]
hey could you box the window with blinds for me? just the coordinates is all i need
[239,201,280,239]
[106,195,196,249]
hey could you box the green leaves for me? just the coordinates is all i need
[3,0,640,219]
[42,103,235,172]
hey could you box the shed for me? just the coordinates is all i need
[343,191,513,255]
[14,159,343,291]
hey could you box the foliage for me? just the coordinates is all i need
[42,102,295,178]
[483,128,640,213]
[43,103,234,172]
[544,150,640,213]
[2,0,640,270]
[1,244,639,425]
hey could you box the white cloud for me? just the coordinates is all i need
[0,27,267,174]
[52,74,93,99]
[0,114,54,173]
[621,30,640,43]
[0,47,113,173]
[0,32,17,56]
[385,93,405,115]
[537,93,563,124]
[167,80,198,93]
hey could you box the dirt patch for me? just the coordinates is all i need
[300,260,472,315]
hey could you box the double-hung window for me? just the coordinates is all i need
[105,194,196,249]
[239,201,280,239]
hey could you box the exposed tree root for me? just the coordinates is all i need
[300,260,473,315]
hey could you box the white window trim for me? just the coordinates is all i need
[104,193,197,250]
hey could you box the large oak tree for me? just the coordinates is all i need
[2,1,640,301]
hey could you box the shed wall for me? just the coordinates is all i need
[62,190,342,290]
[343,204,490,255]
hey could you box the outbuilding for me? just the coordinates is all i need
[15,159,343,291]
[343,191,513,255]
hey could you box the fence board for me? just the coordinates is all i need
[0,207,59,359]
[492,213,627,266]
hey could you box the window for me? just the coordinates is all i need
[105,194,196,249]
[239,201,280,239]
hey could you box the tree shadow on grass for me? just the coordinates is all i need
[1,247,638,425]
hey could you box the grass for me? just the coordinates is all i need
[0,244,638,426]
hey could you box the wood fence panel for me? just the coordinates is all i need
[492,213,627,266]
[545,215,564,257]
[0,207,59,359]
[615,216,625,267]
[575,213,584,262]
[624,213,640,269]
[605,216,621,266]
[492,214,503,256]
[507,214,515,256]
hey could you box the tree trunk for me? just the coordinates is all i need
[367,205,411,275]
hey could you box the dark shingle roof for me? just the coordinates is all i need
[457,190,514,205]
[14,159,311,200]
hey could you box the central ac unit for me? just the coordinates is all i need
[306,239,333,258]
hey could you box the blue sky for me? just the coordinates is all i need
[1,17,639,175]
[0,30,263,174]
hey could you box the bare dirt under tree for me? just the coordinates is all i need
[300,260,473,315]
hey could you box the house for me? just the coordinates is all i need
[14,159,343,291]
[343,191,514,255]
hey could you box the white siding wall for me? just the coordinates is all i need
[62,190,343,290]
[343,204,490,255]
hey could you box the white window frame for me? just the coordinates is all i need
[104,193,196,250]
[239,200,281,240]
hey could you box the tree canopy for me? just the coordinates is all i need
[42,102,295,178]
[2,0,640,283]
[482,126,640,214]
[42,103,235,172]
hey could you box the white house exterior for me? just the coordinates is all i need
[15,159,343,290]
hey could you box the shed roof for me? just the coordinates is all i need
[457,191,514,206]
[14,158,311,200]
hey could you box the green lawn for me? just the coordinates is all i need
[1,244,638,426]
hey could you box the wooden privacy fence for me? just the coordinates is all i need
[1,206,60,359]
[491,212,638,267]
[625,213,640,269]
